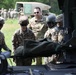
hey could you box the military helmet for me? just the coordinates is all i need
[46,14,56,23]
[19,16,29,26]
[0,17,5,25]
[56,14,63,22]
[46,14,56,28]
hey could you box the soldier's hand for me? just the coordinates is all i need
[55,44,64,52]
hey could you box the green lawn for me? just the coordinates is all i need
[2,18,20,66]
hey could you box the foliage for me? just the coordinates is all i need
[49,0,61,14]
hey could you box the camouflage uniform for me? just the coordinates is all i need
[28,16,48,65]
[44,27,65,44]
[28,16,47,40]
[12,28,35,66]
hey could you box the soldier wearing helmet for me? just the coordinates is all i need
[44,14,58,43]
[12,15,35,66]
[46,14,57,28]
[44,14,65,44]
[56,14,65,44]
[0,17,11,52]
[44,14,58,64]
[56,14,63,28]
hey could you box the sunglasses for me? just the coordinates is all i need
[34,12,39,14]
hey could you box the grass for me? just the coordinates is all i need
[2,18,20,66]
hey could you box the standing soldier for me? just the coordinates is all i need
[28,7,48,65]
[44,14,57,43]
[0,17,11,52]
[12,15,35,66]
[44,14,57,64]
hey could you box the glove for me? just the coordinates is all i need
[0,55,5,59]
[1,51,11,58]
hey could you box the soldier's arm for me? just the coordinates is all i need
[12,33,19,52]
[2,34,10,51]
[44,30,51,39]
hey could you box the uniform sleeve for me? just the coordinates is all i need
[12,33,19,51]
[44,30,51,39]
[29,30,35,40]
[2,34,10,51]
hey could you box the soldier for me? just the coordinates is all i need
[56,14,65,44]
[0,17,11,52]
[28,7,48,65]
[12,15,35,66]
[44,14,57,43]
[44,14,57,64]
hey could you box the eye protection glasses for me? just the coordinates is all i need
[34,12,39,14]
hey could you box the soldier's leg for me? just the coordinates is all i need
[36,57,42,65]
[23,58,32,66]
[15,58,23,66]
[44,57,48,64]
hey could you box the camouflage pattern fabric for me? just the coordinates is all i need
[44,27,65,44]
[12,28,35,66]
[44,26,65,64]
[28,16,47,65]
[28,16,47,40]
